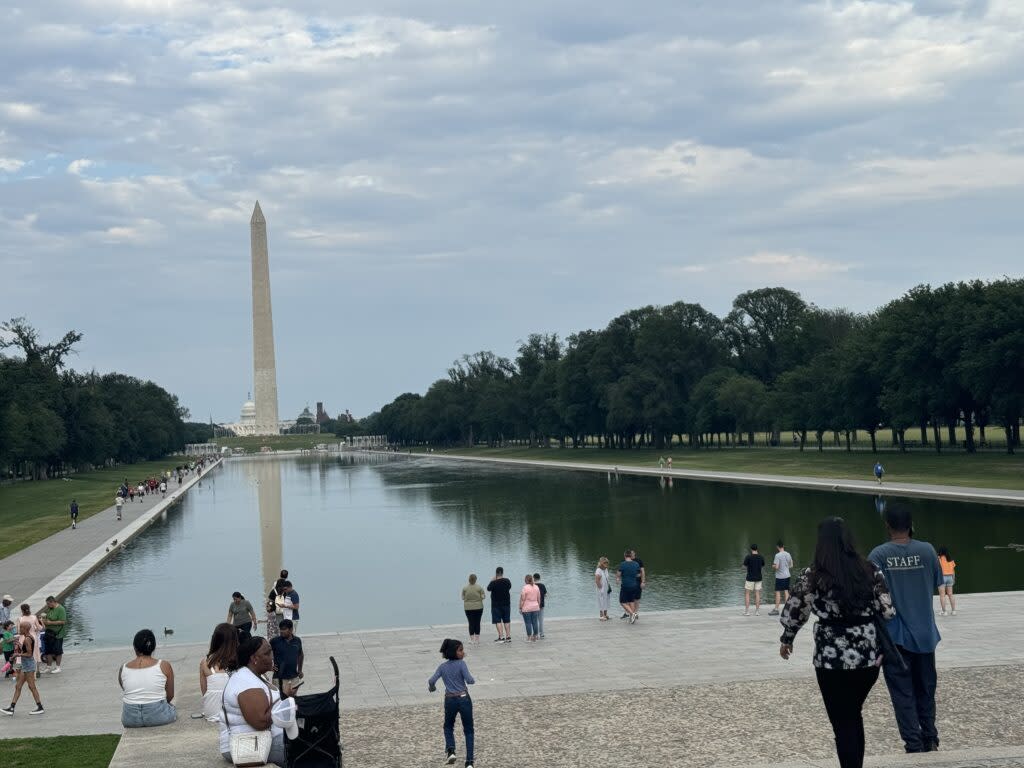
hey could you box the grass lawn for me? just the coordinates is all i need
[214,433,333,452]
[0,458,184,560]
[0,734,120,768]
[427,445,1024,490]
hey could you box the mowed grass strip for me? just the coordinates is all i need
[0,734,120,768]
[0,458,183,559]
[215,433,330,452]
[429,445,1024,491]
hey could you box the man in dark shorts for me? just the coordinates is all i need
[69,499,79,530]
[486,567,513,643]
[617,550,641,624]
[42,596,67,673]
[742,544,765,616]
[632,551,647,620]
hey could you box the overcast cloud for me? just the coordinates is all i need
[1,0,1022,421]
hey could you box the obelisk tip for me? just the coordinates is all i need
[251,200,265,224]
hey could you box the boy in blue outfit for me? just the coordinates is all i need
[428,638,475,768]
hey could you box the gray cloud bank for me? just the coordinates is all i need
[1,0,1022,420]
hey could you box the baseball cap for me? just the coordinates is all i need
[1,595,11,602]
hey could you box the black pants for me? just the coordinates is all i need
[815,666,880,768]
[882,647,938,752]
[465,609,483,636]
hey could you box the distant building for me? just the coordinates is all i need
[316,402,331,425]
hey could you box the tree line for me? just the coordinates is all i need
[0,318,200,480]
[360,280,1024,454]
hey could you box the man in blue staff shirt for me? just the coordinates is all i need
[869,503,943,753]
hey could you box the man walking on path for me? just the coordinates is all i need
[869,503,944,753]
[769,541,794,615]
[41,596,67,674]
[115,494,124,521]
[69,500,79,530]
[874,462,884,484]
[0,596,11,628]
[742,544,765,616]
[486,567,513,643]
[617,550,641,624]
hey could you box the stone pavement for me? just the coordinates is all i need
[413,451,1024,506]
[0,459,221,609]
[0,591,1017,765]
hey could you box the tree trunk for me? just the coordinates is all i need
[891,427,899,447]
[947,422,957,447]
[964,409,976,453]
[799,429,807,451]
[868,428,877,453]
[897,428,906,453]
[932,423,942,453]
[920,422,928,445]
[1005,425,1015,455]
[844,430,852,451]
[816,430,824,452]
[748,430,755,446]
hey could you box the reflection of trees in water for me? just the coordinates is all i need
[368,459,1024,592]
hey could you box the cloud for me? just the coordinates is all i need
[0,0,1022,420]
[738,252,853,281]
[67,158,94,175]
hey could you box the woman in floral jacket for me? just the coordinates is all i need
[779,517,895,768]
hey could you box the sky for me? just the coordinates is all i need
[1,0,1023,422]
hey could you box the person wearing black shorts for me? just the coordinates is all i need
[486,567,513,643]
[617,550,642,624]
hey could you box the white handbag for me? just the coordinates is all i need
[223,677,274,767]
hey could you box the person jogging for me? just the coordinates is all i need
[69,500,79,530]
[874,462,884,484]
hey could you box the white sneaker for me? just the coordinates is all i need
[754,610,761,616]
[951,610,957,616]
[939,610,946,616]
[743,610,750,616]
[50,667,61,674]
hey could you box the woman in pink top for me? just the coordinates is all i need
[518,575,542,643]
[17,605,43,669]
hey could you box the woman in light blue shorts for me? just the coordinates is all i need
[1,625,44,715]
[119,629,177,727]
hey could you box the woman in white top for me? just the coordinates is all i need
[119,629,176,727]
[199,623,237,723]
[219,636,299,765]
[595,557,612,620]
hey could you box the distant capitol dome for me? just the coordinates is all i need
[241,394,257,424]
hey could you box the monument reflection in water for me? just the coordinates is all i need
[61,455,1024,647]
[251,458,283,593]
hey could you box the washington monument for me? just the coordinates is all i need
[250,201,280,435]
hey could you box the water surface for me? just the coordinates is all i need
[62,455,1024,647]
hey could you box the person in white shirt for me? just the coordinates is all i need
[770,540,795,616]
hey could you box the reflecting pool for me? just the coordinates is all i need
[62,455,1024,647]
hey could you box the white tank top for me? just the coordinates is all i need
[121,660,167,705]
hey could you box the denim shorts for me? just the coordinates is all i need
[20,657,36,674]
[943,575,955,587]
[490,604,511,624]
[122,700,177,728]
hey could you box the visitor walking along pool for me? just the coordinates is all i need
[428,638,476,768]
[869,503,944,753]
[779,517,894,768]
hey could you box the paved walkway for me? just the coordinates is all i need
[408,452,1024,506]
[0,591,1017,765]
[1,459,221,609]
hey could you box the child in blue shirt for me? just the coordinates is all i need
[428,638,475,768]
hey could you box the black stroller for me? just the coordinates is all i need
[285,656,342,767]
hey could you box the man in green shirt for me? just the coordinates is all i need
[42,596,67,673]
